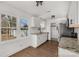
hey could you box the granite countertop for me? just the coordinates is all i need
[31,32,48,35]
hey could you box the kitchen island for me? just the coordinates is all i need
[31,32,48,48]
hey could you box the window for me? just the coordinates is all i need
[1,14,16,41]
[20,18,29,37]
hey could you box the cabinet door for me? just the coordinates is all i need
[69,2,78,24]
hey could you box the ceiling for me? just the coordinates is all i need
[1,1,70,19]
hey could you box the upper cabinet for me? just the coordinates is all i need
[68,1,78,24]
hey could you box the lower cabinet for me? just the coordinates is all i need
[31,33,47,48]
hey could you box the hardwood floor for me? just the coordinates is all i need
[10,40,58,57]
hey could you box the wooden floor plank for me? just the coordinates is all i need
[10,40,58,57]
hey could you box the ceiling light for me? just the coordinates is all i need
[51,15,55,19]
[36,1,43,7]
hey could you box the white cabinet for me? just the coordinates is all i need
[31,33,47,48]
[68,2,78,25]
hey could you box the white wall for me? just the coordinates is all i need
[0,3,32,57]
[30,17,43,27]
